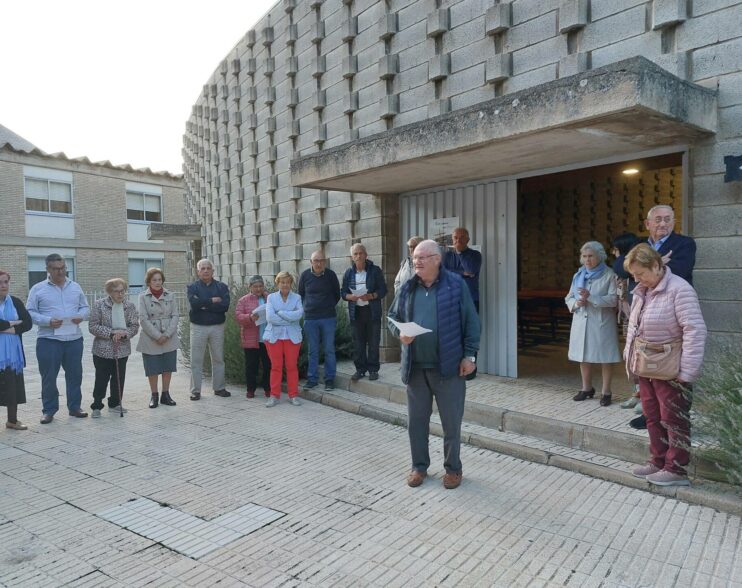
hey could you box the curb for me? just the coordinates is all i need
[301,382,742,517]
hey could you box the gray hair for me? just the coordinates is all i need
[414,239,442,258]
[45,253,64,265]
[646,204,675,219]
[580,241,607,263]
[350,243,367,255]
[196,258,214,270]
[248,275,264,287]
[406,235,423,248]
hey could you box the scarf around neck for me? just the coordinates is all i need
[572,262,607,292]
[0,296,24,374]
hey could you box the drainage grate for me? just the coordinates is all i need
[98,499,284,559]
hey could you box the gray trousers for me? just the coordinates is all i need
[406,367,466,474]
[190,323,226,394]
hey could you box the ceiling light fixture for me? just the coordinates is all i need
[622,168,639,175]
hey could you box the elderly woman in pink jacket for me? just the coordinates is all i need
[235,275,271,399]
[624,244,707,487]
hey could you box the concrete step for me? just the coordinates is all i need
[300,376,742,517]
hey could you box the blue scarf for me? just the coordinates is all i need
[572,262,607,292]
[0,296,24,374]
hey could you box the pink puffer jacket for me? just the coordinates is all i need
[235,293,264,349]
[624,267,707,382]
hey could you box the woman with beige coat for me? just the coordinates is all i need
[137,268,179,408]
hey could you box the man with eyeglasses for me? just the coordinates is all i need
[388,239,480,490]
[298,250,341,391]
[27,253,90,424]
[642,204,696,285]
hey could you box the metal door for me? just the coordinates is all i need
[399,179,518,377]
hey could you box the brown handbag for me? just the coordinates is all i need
[630,336,682,380]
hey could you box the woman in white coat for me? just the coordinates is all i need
[565,241,621,406]
[137,268,179,408]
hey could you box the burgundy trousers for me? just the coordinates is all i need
[638,376,692,475]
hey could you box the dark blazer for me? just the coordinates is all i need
[616,231,696,286]
[0,296,33,367]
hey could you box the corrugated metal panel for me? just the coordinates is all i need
[399,178,518,377]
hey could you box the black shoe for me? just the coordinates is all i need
[351,372,365,382]
[324,380,334,391]
[599,394,612,407]
[40,414,54,424]
[573,388,595,401]
[630,415,647,429]
[68,410,88,418]
[368,372,379,381]
[214,389,231,398]
[160,391,176,406]
[190,392,201,401]
[149,393,159,408]
[304,381,318,390]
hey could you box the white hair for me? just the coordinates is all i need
[580,241,607,263]
[197,258,214,270]
[646,204,674,219]
[350,243,367,255]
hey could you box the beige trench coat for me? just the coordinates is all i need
[136,288,180,355]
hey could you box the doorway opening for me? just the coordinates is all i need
[516,152,683,390]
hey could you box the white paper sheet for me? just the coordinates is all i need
[54,318,80,337]
[350,287,369,306]
[252,304,267,326]
[387,317,433,338]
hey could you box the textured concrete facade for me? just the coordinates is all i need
[0,145,190,298]
[183,0,742,360]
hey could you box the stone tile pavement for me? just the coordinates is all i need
[1,331,740,586]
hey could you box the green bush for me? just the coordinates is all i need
[695,347,742,487]
[180,283,354,385]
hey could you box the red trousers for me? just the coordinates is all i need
[265,339,301,399]
[638,377,692,475]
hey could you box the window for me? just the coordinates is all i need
[28,256,75,289]
[25,177,73,214]
[128,257,163,292]
[127,191,162,222]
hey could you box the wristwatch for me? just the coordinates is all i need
[466,356,476,363]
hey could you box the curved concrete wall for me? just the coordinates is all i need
[183,0,742,354]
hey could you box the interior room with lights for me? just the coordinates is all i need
[515,152,684,389]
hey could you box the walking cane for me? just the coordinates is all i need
[113,338,124,418]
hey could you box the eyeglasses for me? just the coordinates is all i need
[311,258,326,263]
[111,289,126,294]
[48,266,67,272]
[412,254,439,263]
[649,216,674,224]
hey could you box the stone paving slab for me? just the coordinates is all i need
[0,330,740,586]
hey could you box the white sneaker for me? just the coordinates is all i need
[108,406,128,414]
[634,402,643,414]
[265,397,278,408]
[91,409,102,418]
[290,397,302,406]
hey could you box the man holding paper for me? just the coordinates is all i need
[341,243,387,381]
[27,253,90,424]
[388,240,480,490]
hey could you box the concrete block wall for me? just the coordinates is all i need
[183,0,742,353]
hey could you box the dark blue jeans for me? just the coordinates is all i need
[304,317,337,383]
[352,306,380,374]
[36,337,84,416]
[406,367,466,474]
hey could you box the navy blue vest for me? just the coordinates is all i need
[397,267,464,384]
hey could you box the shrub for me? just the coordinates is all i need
[180,283,354,385]
[695,346,742,487]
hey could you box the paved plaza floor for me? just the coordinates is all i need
[1,331,740,587]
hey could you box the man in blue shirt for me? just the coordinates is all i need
[298,250,341,391]
[187,259,231,400]
[27,253,90,424]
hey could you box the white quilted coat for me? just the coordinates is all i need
[624,267,707,382]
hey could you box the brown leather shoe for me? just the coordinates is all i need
[406,470,427,488]
[443,472,462,489]
[68,410,88,418]
[40,414,53,424]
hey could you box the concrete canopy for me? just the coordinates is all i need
[290,57,717,194]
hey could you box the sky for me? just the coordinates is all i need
[1,0,277,175]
